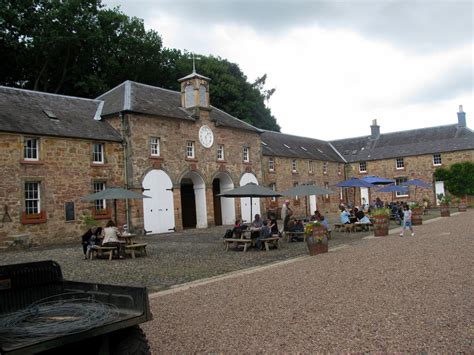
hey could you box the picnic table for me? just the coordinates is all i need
[223,227,280,252]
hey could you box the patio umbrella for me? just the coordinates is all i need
[361,175,395,185]
[335,178,375,207]
[376,184,409,203]
[217,182,281,223]
[401,179,432,200]
[81,187,150,225]
[280,184,334,217]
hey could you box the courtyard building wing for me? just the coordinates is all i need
[330,124,474,163]
[261,130,345,162]
[0,87,121,142]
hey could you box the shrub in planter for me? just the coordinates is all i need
[410,202,423,225]
[437,194,451,217]
[456,197,467,212]
[304,222,329,256]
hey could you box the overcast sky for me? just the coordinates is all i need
[104,0,473,140]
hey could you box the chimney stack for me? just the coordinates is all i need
[370,119,380,139]
[457,105,466,128]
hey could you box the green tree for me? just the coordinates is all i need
[434,162,474,197]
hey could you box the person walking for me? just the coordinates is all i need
[400,205,414,237]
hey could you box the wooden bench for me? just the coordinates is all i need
[353,223,373,232]
[284,231,305,242]
[125,243,148,258]
[88,246,116,260]
[223,238,253,252]
[260,236,280,251]
[334,223,345,232]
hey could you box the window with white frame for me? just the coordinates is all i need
[269,183,277,201]
[396,157,404,169]
[268,157,275,171]
[291,159,297,172]
[243,147,250,163]
[395,177,408,197]
[150,137,160,157]
[92,143,104,164]
[433,154,442,166]
[359,161,367,173]
[93,182,106,211]
[308,160,313,174]
[24,137,39,161]
[24,182,40,215]
[217,144,224,161]
[186,141,195,159]
[323,162,328,175]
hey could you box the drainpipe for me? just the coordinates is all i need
[120,111,131,229]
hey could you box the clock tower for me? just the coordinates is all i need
[178,67,211,109]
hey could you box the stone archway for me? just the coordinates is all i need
[212,172,235,226]
[180,171,207,229]
[142,169,175,234]
[239,173,260,223]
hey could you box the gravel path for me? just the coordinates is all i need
[142,210,473,353]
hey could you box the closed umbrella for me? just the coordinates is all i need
[218,182,281,223]
[81,187,150,225]
[281,184,334,217]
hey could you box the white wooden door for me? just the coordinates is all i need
[360,187,369,209]
[239,173,260,223]
[309,195,317,215]
[435,181,445,206]
[143,170,175,234]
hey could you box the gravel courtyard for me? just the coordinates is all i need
[142,210,473,353]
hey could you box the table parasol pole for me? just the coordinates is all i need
[114,199,118,225]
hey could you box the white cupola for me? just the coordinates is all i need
[178,63,211,109]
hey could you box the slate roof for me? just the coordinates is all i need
[330,125,474,162]
[97,81,260,133]
[0,86,122,142]
[261,130,345,162]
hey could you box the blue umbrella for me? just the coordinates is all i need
[377,184,409,193]
[401,179,432,189]
[335,178,375,188]
[335,178,375,206]
[361,175,395,185]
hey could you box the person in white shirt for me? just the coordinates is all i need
[102,220,124,258]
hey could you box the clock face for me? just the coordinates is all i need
[198,125,214,148]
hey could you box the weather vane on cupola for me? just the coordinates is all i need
[190,53,201,73]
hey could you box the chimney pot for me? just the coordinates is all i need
[457,105,466,128]
[370,119,380,139]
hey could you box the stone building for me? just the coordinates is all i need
[260,130,346,217]
[0,87,124,246]
[0,71,473,247]
[330,107,474,206]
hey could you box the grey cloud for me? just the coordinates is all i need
[106,0,473,52]
[406,62,473,104]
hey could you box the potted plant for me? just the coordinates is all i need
[371,208,390,237]
[410,202,423,225]
[304,221,328,255]
[437,194,451,217]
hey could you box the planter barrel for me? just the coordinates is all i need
[440,204,450,217]
[306,226,328,256]
[458,202,467,212]
[373,215,389,237]
[411,207,423,225]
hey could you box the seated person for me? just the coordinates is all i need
[232,219,245,238]
[288,218,304,241]
[319,215,329,230]
[310,210,322,221]
[102,220,124,258]
[268,213,279,236]
[354,208,370,223]
[81,226,103,259]
[340,207,351,224]
[256,220,273,250]
[250,214,263,239]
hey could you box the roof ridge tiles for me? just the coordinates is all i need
[1,86,103,103]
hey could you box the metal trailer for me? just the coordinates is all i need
[0,260,153,354]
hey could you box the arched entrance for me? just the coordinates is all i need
[142,169,175,234]
[180,172,207,229]
[239,173,260,223]
[212,172,235,226]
